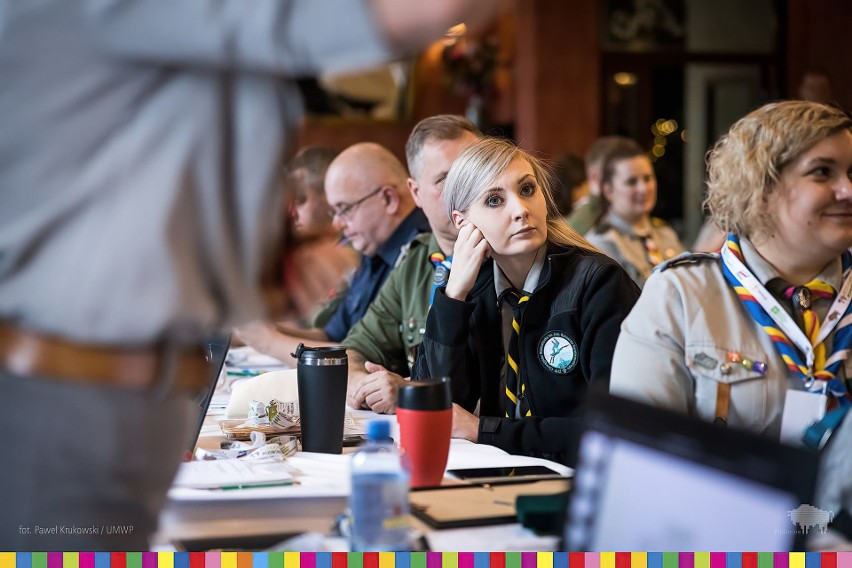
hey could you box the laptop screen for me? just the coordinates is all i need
[564,393,819,551]
[186,331,231,452]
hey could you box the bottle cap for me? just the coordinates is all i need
[366,419,391,441]
[291,343,347,365]
[397,377,452,411]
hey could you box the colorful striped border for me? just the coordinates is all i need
[1,554,851,568]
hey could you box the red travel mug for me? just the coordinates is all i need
[396,378,452,488]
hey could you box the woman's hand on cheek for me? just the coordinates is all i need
[445,220,490,301]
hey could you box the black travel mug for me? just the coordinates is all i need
[293,343,349,454]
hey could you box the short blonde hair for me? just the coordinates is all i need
[705,100,851,238]
[443,137,598,252]
[405,114,481,180]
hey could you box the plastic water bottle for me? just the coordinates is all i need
[349,420,410,551]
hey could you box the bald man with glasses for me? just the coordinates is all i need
[330,185,384,221]
[236,142,429,364]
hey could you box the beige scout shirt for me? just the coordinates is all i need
[610,237,848,440]
[585,212,685,288]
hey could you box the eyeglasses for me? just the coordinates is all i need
[329,186,384,221]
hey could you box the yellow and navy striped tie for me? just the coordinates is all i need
[505,291,531,418]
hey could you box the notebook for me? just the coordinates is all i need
[564,392,819,551]
[185,331,231,451]
[410,479,569,529]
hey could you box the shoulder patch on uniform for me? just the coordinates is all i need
[413,232,432,246]
[538,331,578,374]
[395,242,415,267]
[395,234,431,267]
[656,251,720,272]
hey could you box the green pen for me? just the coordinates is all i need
[217,480,297,490]
[226,369,263,377]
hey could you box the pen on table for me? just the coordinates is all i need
[216,480,298,491]
[227,369,263,377]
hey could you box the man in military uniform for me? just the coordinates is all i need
[344,115,481,413]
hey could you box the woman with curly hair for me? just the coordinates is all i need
[610,100,852,445]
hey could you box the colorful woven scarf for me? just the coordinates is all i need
[721,233,852,404]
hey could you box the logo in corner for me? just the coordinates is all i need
[788,504,834,534]
[538,331,577,374]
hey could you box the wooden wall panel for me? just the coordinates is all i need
[787,0,852,110]
[515,0,601,158]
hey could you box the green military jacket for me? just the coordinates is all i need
[342,232,439,376]
[566,193,604,236]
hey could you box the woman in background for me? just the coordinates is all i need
[584,136,684,287]
[412,137,639,462]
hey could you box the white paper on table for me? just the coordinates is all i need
[168,452,352,501]
[170,486,303,502]
[172,459,293,489]
[443,439,573,477]
[226,346,289,369]
[287,453,353,491]
[349,410,393,436]
[209,392,232,409]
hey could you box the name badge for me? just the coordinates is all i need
[779,390,828,446]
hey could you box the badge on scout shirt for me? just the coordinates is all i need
[433,264,450,286]
[693,352,718,370]
[538,331,578,374]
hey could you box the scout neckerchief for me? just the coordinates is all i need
[610,213,665,267]
[429,252,453,307]
[636,232,664,267]
[783,282,835,374]
[721,233,852,446]
[501,289,530,418]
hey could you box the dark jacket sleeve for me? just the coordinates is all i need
[411,287,477,403]
[478,257,640,463]
[578,259,642,384]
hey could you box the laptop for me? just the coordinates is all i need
[185,331,231,452]
[564,392,820,551]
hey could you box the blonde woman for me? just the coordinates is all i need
[411,137,639,461]
[585,136,684,287]
[611,101,852,443]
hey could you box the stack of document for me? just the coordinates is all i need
[172,459,295,490]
